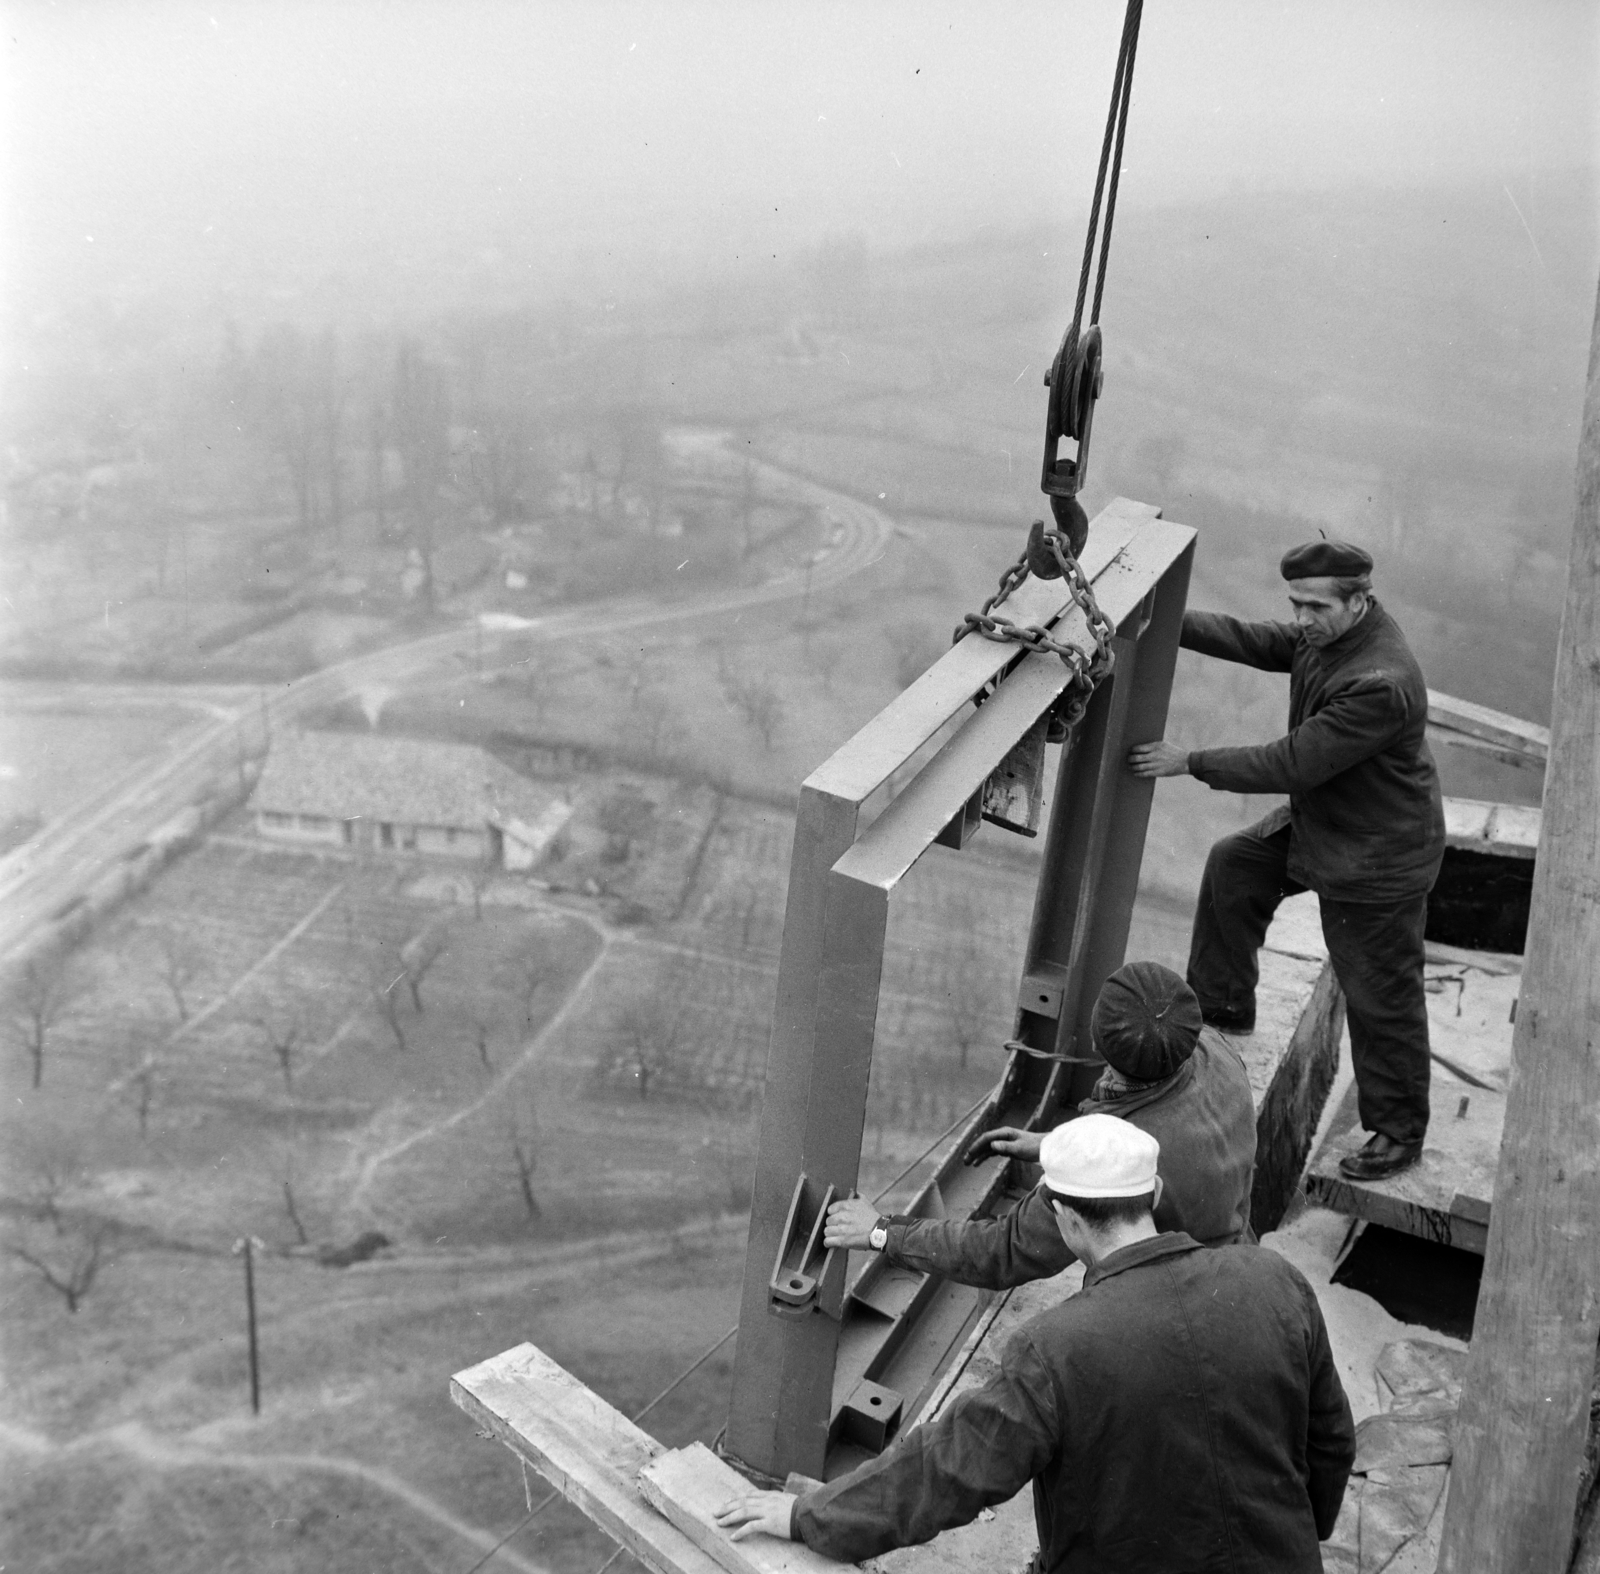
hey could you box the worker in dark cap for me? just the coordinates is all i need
[822,960,1258,1279]
[1128,540,1444,1181]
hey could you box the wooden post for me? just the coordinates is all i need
[1437,275,1600,1572]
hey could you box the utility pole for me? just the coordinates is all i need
[1437,275,1600,1571]
[233,1235,265,1416]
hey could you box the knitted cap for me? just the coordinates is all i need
[1040,1113,1160,1199]
[1091,961,1204,1082]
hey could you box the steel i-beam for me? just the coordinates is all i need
[725,502,1193,1482]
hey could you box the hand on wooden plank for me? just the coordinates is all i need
[714,1489,798,1544]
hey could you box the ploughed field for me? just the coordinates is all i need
[0,755,1089,1573]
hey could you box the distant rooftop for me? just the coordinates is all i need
[253,730,554,829]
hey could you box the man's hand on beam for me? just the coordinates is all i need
[963,1125,1044,1165]
[714,1489,798,1543]
[823,1196,881,1250]
[1127,740,1191,778]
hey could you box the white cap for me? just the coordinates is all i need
[1039,1114,1160,1199]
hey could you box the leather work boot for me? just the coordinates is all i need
[1338,1133,1424,1182]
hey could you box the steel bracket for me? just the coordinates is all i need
[768,1173,846,1320]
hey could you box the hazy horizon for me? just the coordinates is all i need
[5,1,1596,336]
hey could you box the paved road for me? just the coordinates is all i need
[0,445,893,962]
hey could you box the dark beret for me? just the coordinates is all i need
[1280,539,1374,581]
[1091,962,1204,1082]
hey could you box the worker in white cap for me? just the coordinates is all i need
[719,1114,1354,1572]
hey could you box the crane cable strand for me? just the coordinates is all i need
[466,27,1150,1570]
[1069,0,1145,346]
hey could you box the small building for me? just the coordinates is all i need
[251,730,570,869]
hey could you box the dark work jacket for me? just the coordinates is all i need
[794,1235,1355,1573]
[884,1030,1257,1286]
[1181,599,1445,902]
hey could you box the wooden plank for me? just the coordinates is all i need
[1306,1086,1503,1255]
[1486,802,1542,855]
[638,1444,851,1574]
[1438,275,1600,1573]
[1442,797,1495,844]
[1443,795,1542,860]
[1306,957,1519,1253]
[449,1343,726,1574]
[1427,689,1550,769]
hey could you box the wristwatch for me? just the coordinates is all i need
[868,1218,889,1252]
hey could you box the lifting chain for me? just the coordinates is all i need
[949,0,1143,741]
[952,519,1116,738]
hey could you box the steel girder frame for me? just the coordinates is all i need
[724,500,1196,1482]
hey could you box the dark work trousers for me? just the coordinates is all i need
[1187,816,1432,1144]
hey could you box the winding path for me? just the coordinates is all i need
[0,439,894,962]
[0,1416,555,1574]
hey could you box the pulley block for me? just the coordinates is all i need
[1040,323,1104,503]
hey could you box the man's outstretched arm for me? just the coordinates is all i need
[1131,680,1410,792]
[1180,610,1299,671]
[826,1184,1073,1289]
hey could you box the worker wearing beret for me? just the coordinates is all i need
[1128,540,1444,1181]
[822,961,1258,1280]
[718,1116,1355,1572]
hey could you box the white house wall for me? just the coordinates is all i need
[415,824,488,861]
[256,810,347,847]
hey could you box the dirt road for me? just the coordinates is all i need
[0,441,893,961]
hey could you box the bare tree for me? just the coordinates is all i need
[25,1156,80,1235]
[282,1182,310,1245]
[400,924,448,1013]
[596,789,652,863]
[250,324,319,530]
[390,339,451,610]
[606,990,690,1103]
[5,1225,109,1313]
[7,954,78,1090]
[510,954,545,1035]
[128,1055,157,1137]
[314,327,347,535]
[468,857,496,921]
[723,671,785,751]
[155,931,203,1023]
[807,632,848,695]
[465,405,544,527]
[735,436,759,558]
[371,966,409,1053]
[254,1013,302,1092]
[509,1120,542,1222]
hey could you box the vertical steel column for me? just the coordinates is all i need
[1011,539,1193,1109]
[726,785,868,1478]
[1058,540,1193,1101]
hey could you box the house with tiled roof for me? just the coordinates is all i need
[250,731,570,870]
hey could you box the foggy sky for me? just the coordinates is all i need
[3,0,1597,323]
